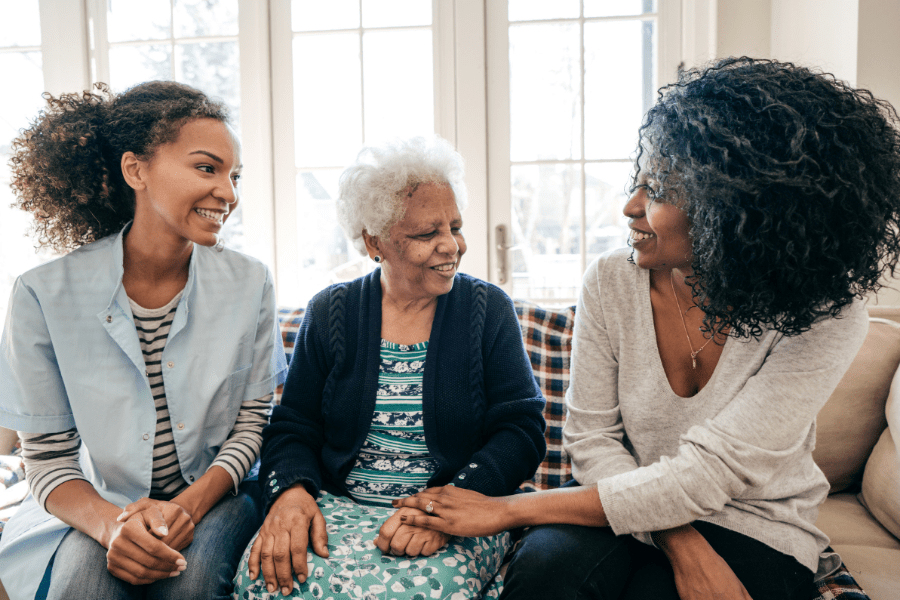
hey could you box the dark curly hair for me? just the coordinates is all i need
[8,81,229,252]
[632,57,900,338]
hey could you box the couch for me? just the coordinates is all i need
[2,301,898,600]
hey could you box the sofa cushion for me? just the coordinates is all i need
[514,301,576,491]
[813,318,900,493]
[859,427,900,540]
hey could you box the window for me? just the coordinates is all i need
[487,0,681,304]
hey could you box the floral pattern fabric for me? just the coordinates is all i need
[233,491,509,600]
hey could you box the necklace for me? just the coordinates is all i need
[669,270,714,369]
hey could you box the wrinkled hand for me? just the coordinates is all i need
[118,497,195,551]
[248,485,329,596]
[391,487,514,538]
[375,507,449,557]
[106,515,187,585]
[655,526,753,600]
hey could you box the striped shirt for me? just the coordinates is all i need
[20,291,272,508]
[344,340,438,506]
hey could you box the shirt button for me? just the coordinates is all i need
[142,433,149,440]
[469,463,478,468]
[458,473,466,480]
[106,315,112,323]
[167,361,174,368]
[177,423,185,430]
[189,476,195,482]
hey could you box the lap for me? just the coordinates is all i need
[233,491,511,599]
[45,481,262,600]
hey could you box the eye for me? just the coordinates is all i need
[232,173,242,183]
[417,231,437,239]
[451,227,462,234]
[198,165,214,174]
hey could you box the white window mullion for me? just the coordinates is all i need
[238,0,276,273]
[269,0,300,304]
[39,0,90,95]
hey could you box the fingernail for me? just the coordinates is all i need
[249,571,257,579]
[374,534,379,540]
[177,564,187,572]
[169,571,181,578]
[267,583,275,593]
[176,559,187,567]
[282,587,291,595]
[298,575,306,583]
[400,516,407,522]
[391,499,399,505]
[157,526,169,536]
[116,512,126,522]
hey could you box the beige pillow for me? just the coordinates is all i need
[859,426,900,539]
[813,318,900,492]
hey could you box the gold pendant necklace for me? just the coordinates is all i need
[670,270,714,369]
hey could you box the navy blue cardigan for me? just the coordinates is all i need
[260,270,546,509]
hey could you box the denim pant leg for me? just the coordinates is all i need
[45,528,143,600]
[148,480,263,600]
[501,524,660,600]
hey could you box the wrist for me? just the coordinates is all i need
[652,524,703,562]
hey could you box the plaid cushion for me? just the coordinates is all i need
[514,300,576,491]
[275,306,305,404]
[275,301,870,599]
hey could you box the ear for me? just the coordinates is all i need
[362,229,381,259]
[121,151,148,191]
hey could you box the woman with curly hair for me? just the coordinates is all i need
[0,81,287,600]
[392,57,900,599]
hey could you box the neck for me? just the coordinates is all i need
[380,277,438,316]
[123,220,193,283]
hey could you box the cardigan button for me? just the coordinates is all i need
[469,463,478,469]
[458,473,466,480]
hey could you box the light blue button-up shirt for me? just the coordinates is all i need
[0,226,287,599]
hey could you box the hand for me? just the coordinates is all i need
[106,515,187,585]
[391,486,514,537]
[375,508,449,557]
[248,484,329,596]
[118,497,195,551]
[654,526,753,600]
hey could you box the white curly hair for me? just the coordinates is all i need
[336,135,468,255]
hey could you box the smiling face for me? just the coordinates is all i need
[129,117,242,248]
[623,181,693,272]
[367,182,466,304]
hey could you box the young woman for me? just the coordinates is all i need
[0,81,287,600]
[393,58,900,600]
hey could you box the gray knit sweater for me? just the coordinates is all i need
[563,248,868,573]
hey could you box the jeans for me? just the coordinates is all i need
[42,481,262,600]
[501,520,816,600]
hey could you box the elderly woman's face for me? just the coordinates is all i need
[623,180,692,272]
[380,182,466,301]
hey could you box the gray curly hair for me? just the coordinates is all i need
[336,136,468,254]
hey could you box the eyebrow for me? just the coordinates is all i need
[189,150,243,170]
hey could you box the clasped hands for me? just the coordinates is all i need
[106,497,195,585]
[247,485,449,596]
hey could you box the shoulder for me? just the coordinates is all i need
[581,247,641,304]
[17,234,118,297]
[196,245,271,284]
[304,272,370,319]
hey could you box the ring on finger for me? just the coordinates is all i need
[425,501,434,514]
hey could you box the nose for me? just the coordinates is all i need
[436,230,460,256]
[216,176,238,205]
[623,187,647,219]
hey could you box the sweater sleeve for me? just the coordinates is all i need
[450,286,547,496]
[596,300,869,536]
[563,257,641,485]
[258,290,332,510]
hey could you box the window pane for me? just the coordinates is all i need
[0,0,41,47]
[509,23,581,161]
[585,161,631,265]
[174,0,238,37]
[362,0,431,28]
[293,33,362,168]
[292,0,359,32]
[362,29,433,145]
[584,19,655,159]
[296,169,373,301]
[508,0,579,21]
[109,44,173,91]
[175,41,241,132]
[511,164,582,301]
[108,0,172,42]
[0,53,44,150]
[584,0,657,18]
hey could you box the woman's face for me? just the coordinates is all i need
[623,180,693,272]
[374,182,466,302]
[129,117,241,247]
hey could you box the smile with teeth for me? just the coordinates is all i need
[630,230,655,243]
[431,263,456,272]
[195,208,225,225]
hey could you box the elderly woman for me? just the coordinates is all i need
[392,58,900,600]
[232,136,546,599]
